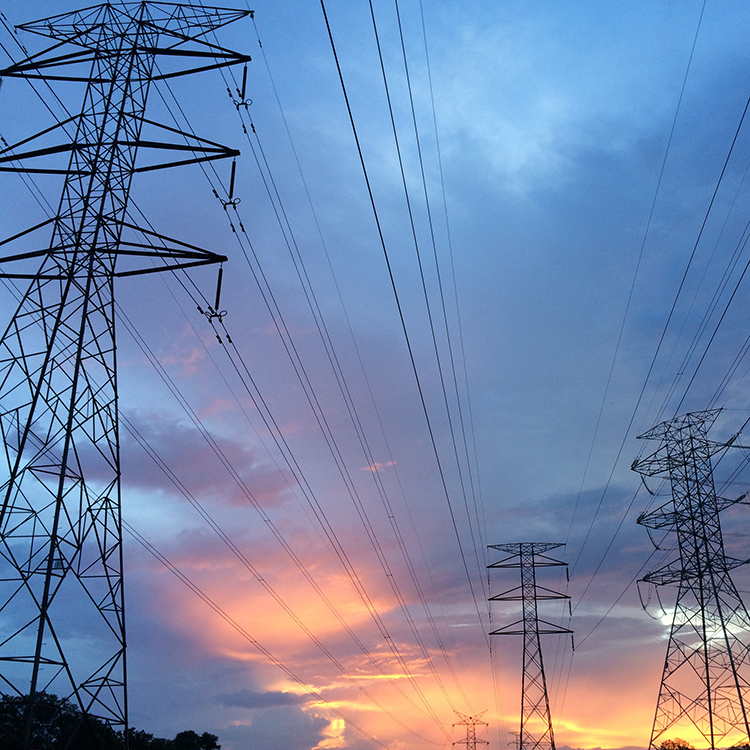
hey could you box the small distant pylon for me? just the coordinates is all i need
[632,409,750,749]
[454,711,489,750]
[488,542,571,750]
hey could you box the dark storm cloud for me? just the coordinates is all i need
[216,688,310,709]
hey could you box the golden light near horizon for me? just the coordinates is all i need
[2,2,750,750]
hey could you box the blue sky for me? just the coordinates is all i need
[3,1,750,749]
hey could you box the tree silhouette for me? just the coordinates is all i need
[660,739,695,750]
[0,694,220,749]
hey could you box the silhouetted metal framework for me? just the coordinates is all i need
[488,543,571,750]
[453,711,489,750]
[633,409,750,750]
[0,4,250,747]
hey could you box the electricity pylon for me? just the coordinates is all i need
[453,711,489,750]
[488,543,571,750]
[633,409,750,749]
[0,4,249,747]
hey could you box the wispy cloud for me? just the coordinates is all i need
[359,461,396,473]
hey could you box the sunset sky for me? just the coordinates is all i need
[3,1,750,749]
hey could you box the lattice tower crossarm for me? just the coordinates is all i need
[488,543,571,750]
[633,409,750,749]
[0,4,249,747]
[453,711,489,750]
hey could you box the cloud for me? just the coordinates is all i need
[118,410,292,508]
[360,461,396,473]
[216,689,310,709]
[221,707,330,750]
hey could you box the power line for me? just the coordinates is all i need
[122,519,392,750]
[318,0,489,652]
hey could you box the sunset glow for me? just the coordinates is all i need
[2,2,750,750]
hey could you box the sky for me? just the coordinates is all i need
[3,1,750,749]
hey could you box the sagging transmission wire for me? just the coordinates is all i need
[158,19,464,696]
[412,0,490,574]
[122,519,393,749]
[208,145,461,724]
[0,20,452,742]
[318,0,490,652]
[380,0,502,734]
[568,34,750,641]
[116,298,451,741]
[409,0,501,733]
[119,409,446,746]
[224,54,478,715]
[198,14,482,713]
[196,6,488,714]
[147,58,459,732]
[243,9,474,711]
[370,0,489,602]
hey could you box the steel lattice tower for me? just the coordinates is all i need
[0,4,249,747]
[454,711,489,750]
[633,409,750,749]
[488,543,571,750]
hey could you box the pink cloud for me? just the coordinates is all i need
[360,461,396,473]
[119,410,294,509]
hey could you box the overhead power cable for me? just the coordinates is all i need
[245,11,474,709]
[367,0,487,602]
[170,4,486,717]
[318,0,489,649]
[155,32,472,719]
[122,519,391,750]
[0,24,454,736]
[116,301,451,739]
[120,410,446,746]
[130,42,467,731]
[568,0,709,576]
[204,15,482,714]
[230,71,466,717]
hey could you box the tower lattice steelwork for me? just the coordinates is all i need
[633,409,750,749]
[488,542,571,750]
[0,4,249,747]
[453,711,489,750]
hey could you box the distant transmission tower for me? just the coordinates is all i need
[633,409,750,749]
[488,542,571,750]
[0,4,249,747]
[454,711,489,750]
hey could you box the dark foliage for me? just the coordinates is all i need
[660,740,695,750]
[130,728,220,750]
[0,693,220,750]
